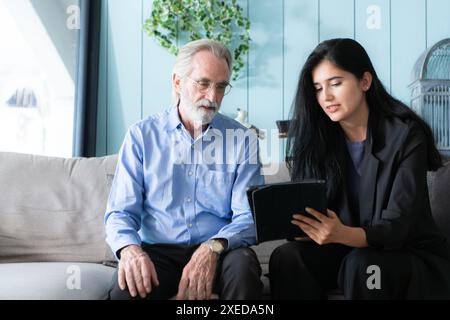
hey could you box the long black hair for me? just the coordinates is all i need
[286,38,442,199]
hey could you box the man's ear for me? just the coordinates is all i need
[173,73,181,94]
[361,71,373,91]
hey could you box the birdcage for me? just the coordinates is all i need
[410,38,450,155]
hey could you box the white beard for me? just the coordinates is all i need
[181,95,220,125]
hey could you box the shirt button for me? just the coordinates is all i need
[188,223,193,228]
[186,197,192,203]
[188,171,193,176]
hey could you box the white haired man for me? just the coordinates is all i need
[105,39,263,300]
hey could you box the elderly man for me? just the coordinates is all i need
[105,39,263,300]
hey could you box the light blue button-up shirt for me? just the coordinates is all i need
[105,107,263,258]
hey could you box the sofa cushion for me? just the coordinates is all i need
[428,160,450,238]
[0,263,115,299]
[0,152,118,263]
[261,163,290,184]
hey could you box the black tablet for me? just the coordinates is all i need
[247,180,327,243]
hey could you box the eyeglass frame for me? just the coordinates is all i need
[185,76,232,96]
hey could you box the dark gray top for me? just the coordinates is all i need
[345,138,366,225]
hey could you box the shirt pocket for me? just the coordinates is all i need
[196,170,234,215]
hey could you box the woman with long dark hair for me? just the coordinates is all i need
[269,38,450,299]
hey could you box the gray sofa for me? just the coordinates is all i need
[0,151,449,299]
[0,152,117,299]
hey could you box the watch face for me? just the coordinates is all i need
[213,242,222,251]
[211,240,224,253]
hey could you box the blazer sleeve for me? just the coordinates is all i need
[363,124,429,250]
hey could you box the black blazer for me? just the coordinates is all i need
[331,111,449,257]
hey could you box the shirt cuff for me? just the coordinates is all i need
[108,236,142,260]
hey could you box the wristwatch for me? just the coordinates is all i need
[206,239,225,255]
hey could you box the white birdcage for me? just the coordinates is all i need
[410,38,450,155]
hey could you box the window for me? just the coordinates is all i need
[0,0,81,157]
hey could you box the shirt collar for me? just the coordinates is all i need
[165,106,183,131]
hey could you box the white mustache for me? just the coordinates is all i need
[195,99,218,110]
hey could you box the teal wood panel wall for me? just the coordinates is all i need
[97,0,450,156]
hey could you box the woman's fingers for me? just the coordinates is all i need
[292,213,321,228]
[305,207,325,221]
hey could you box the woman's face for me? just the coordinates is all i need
[312,59,371,123]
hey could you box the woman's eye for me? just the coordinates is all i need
[315,87,322,92]
[331,82,341,87]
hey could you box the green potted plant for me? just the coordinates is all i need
[144,0,251,80]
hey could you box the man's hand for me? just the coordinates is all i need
[176,243,218,300]
[118,244,159,298]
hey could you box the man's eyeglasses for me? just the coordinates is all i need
[186,77,232,96]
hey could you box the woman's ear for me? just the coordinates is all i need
[361,71,373,92]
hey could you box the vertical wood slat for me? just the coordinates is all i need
[426,0,450,47]
[106,0,143,154]
[284,0,320,120]
[355,0,391,92]
[319,0,355,41]
[248,0,284,164]
[283,0,320,159]
[391,0,426,105]
[142,0,175,120]
[220,0,249,120]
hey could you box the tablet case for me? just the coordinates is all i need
[247,180,327,243]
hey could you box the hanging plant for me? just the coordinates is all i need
[144,0,251,81]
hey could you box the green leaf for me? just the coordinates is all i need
[145,0,251,78]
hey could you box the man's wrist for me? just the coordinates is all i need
[218,238,228,250]
[205,238,227,255]
[118,244,141,259]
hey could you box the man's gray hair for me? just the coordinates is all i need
[172,39,233,106]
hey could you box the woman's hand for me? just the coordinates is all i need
[291,208,345,245]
